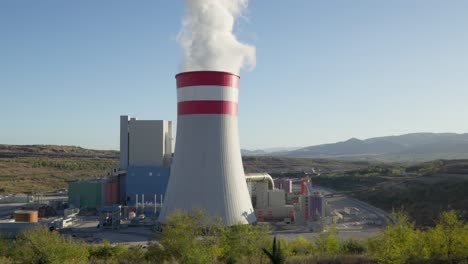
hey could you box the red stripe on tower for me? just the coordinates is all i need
[178,101,238,115]
[160,70,256,226]
[176,71,240,116]
[176,71,240,88]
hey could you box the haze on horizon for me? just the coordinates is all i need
[1,1,467,150]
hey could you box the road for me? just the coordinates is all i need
[274,185,393,240]
[317,185,394,225]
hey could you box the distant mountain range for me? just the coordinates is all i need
[242,133,468,162]
[241,147,302,156]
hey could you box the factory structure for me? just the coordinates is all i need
[69,116,173,216]
[66,71,330,229]
[118,116,173,213]
[0,67,388,238]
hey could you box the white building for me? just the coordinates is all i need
[120,116,173,169]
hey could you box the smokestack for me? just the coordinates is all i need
[159,71,256,226]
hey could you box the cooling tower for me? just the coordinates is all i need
[159,71,256,226]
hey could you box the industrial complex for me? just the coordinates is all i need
[65,71,330,229]
[0,71,389,241]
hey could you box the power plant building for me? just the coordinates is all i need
[274,179,293,193]
[68,177,120,209]
[120,116,173,168]
[119,116,174,207]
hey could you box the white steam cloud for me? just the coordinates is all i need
[178,0,256,74]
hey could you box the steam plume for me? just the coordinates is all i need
[178,0,256,74]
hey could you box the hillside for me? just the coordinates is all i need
[266,132,468,162]
[2,144,467,226]
[242,156,369,174]
[0,144,118,159]
[0,145,118,194]
[311,159,468,227]
[0,144,368,194]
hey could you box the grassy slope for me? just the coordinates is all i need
[311,160,468,226]
[0,145,119,194]
[242,156,369,174]
[0,158,118,194]
[354,174,468,227]
[1,145,466,227]
[0,144,118,159]
[0,146,365,194]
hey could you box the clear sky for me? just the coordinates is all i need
[1,0,467,150]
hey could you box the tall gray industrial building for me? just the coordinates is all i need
[119,116,173,211]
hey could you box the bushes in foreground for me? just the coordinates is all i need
[7,227,89,264]
[368,210,468,264]
[0,210,467,263]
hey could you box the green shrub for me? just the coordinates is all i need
[147,210,223,264]
[11,227,89,264]
[284,236,315,256]
[262,236,286,264]
[220,222,270,263]
[340,239,366,255]
[367,211,427,264]
[88,241,128,260]
[315,225,340,255]
[425,210,468,262]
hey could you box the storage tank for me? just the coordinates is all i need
[159,71,256,226]
[14,210,38,223]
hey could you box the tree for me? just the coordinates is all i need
[367,211,426,264]
[88,241,129,261]
[427,210,468,263]
[315,224,340,255]
[0,235,11,258]
[147,209,223,264]
[11,227,89,264]
[262,236,286,264]
[220,223,270,263]
[340,238,366,255]
[284,236,315,256]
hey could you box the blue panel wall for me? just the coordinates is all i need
[125,166,170,206]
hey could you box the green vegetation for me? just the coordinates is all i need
[147,210,271,263]
[1,157,117,171]
[0,157,118,194]
[1,210,466,263]
[7,227,89,263]
[0,145,370,195]
[147,210,226,264]
[368,210,468,264]
[311,160,468,227]
[243,156,369,174]
[88,241,145,263]
[0,144,118,159]
[0,144,118,194]
[262,236,286,264]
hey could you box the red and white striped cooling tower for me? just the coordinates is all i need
[159,71,256,226]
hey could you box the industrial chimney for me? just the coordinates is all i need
[159,71,256,226]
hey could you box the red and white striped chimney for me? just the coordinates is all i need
[159,71,256,226]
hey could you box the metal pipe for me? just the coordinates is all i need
[245,173,275,190]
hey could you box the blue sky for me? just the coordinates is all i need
[1,0,467,150]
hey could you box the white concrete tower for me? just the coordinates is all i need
[159,71,256,226]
